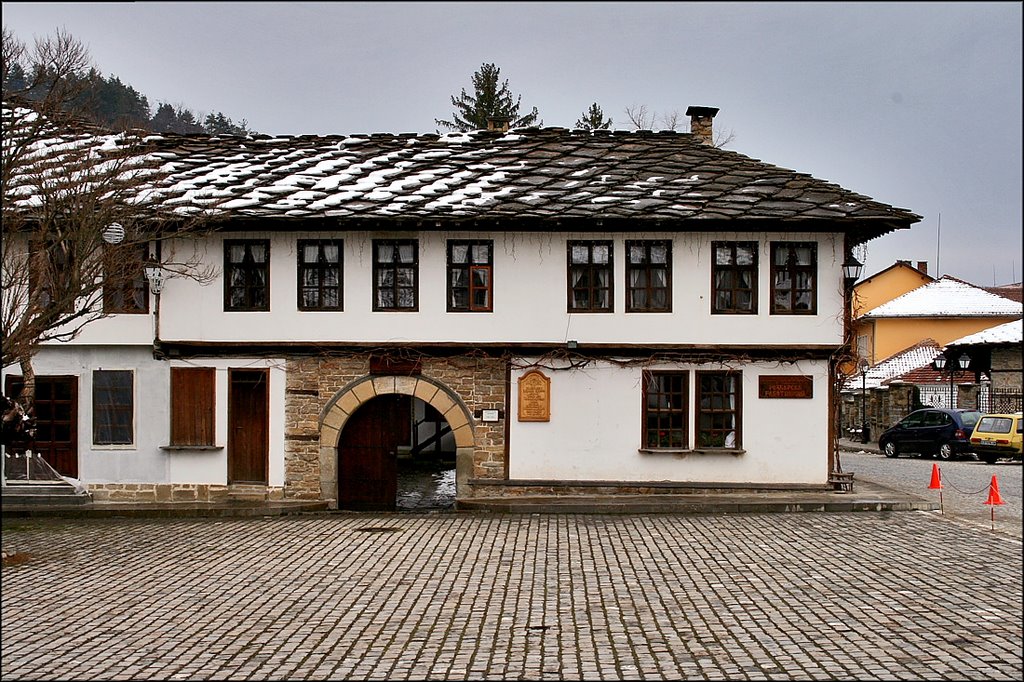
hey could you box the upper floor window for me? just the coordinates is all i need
[448,240,493,312]
[696,371,742,449]
[29,239,74,312]
[93,369,133,445]
[771,242,817,314]
[373,239,418,311]
[224,240,270,311]
[103,244,148,314]
[712,241,758,314]
[567,240,613,312]
[298,240,343,311]
[626,240,672,312]
[643,371,688,449]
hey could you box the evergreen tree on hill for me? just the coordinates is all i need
[575,103,612,130]
[435,62,540,132]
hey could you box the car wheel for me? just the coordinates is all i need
[883,441,898,459]
[937,443,954,461]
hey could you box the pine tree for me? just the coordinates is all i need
[435,62,540,132]
[575,103,612,130]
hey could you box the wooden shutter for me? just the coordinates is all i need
[170,368,215,445]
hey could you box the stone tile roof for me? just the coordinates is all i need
[3,102,920,237]
[843,339,943,391]
[860,276,1024,319]
[984,283,1023,304]
[947,319,1023,347]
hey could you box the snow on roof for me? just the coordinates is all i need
[842,340,943,391]
[3,101,922,234]
[947,319,1023,347]
[860,276,1024,319]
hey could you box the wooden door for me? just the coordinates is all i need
[337,394,410,510]
[228,369,268,484]
[4,375,78,478]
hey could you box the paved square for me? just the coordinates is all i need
[2,511,1021,680]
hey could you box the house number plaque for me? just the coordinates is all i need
[518,370,551,422]
[758,375,813,399]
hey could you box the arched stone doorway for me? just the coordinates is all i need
[318,375,475,510]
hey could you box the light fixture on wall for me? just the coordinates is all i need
[143,254,164,295]
[842,256,864,285]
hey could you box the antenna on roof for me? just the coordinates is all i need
[935,211,941,277]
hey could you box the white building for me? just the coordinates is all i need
[2,105,921,509]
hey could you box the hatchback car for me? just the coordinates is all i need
[878,408,982,460]
[969,412,1023,464]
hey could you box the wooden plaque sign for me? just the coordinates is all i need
[758,375,813,399]
[518,370,551,422]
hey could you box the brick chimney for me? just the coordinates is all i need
[916,261,928,275]
[685,106,719,144]
[486,116,511,132]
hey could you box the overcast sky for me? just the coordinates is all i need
[4,2,1021,286]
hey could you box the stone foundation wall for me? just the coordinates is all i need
[88,483,286,503]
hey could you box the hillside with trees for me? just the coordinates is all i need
[2,27,254,135]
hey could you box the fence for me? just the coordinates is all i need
[979,388,1023,413]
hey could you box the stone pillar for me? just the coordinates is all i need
[957,383,980,411]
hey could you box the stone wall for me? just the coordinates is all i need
[991,347,1023,391]
[284,353,508,504]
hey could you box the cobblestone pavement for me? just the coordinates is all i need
[2,512,1021,681]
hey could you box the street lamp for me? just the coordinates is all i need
[933,353,971,408]
[858,357,870,443]
[143,254,164,358]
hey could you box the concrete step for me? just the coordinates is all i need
[2,482,91,506]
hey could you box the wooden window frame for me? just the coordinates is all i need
[103,243,149,314]
[372,239,419,312]
[447,240,494,312]
[297,239,344,311]
[567,240,614,313]
[92,369,134,446]
[695,370,742,449]
[711,241,758,314]
[170,367,216,446]
[626,240,672,313]
[224,239,270,312]
[770,242,818,315]
[642,371,689,449]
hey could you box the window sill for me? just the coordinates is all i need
[639,448,745,456]
[160,445,224,452]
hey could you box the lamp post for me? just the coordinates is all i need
[858,357,870,443]
[933,353,971,408]
[143,255,164,359]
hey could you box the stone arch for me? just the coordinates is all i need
[318,374,476,508]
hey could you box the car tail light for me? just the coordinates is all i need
[971,437,981,443]
[954,429,966,440]
[998,439,1010,444]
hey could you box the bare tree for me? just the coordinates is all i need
[2,28,213,430]
[623,102,735,147]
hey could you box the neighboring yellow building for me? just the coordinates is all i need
[852,260,933,319]
[854,274,1023,364]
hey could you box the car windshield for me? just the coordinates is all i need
[959,411,982,428]
[978,416,1013,434]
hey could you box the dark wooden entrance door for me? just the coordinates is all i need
[4,375,78,478]
[337,394,411,510]
[228,369,268,484]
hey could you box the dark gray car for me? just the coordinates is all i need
[878,408,982,460]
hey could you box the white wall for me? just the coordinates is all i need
[64,230,847,347]
[508,359,831,485]
[2,349,287,487]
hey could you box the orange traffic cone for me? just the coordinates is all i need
[929,463,942,489]
[985,475,1005,506]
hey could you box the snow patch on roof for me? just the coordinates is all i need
[948,319,1023,346]
[843,340,942,391]
[861,276,1024,318]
